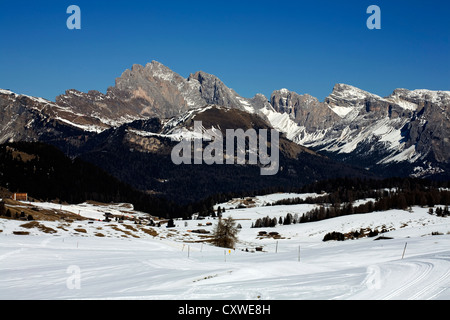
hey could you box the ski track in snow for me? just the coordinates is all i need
[1,233,448,300]
[351,255,450,300]
[0,194,449,300]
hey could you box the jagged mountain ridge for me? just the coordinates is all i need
[1,61,449,180]
[0,61,271,155]
[54,61,268,128]
[0,89,96,153]
[264,84,450,178]
[75,106,374,203]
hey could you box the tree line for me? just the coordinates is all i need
[251,212,301,228]
[249,181,450,228]
[300,187,450,224]
[2,142,450,222]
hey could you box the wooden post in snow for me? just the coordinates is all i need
[402,242,407,259]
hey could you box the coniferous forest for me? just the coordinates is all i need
[250,178,450,228]
[1,142,450,220]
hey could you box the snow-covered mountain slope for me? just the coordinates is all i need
[0,89,101,147]
[75,105,374,204]
[1,61,449,178]
[56,61,270,124]
[0,61,272,144]
[266,84,450,178]
[1,193,449,300]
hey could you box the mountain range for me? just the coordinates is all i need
[1,60,449,204]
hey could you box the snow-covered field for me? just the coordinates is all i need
[0,193,449,300]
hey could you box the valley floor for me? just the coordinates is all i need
[0,194,449,300]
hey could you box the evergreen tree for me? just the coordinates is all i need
[323,231,345,241]
[284,213,293,225]
[0,201,5,216]
[166,218,175,228]
[396,194,408,210]
[271,217,277,227]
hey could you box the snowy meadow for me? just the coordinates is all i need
[0,193,449,300]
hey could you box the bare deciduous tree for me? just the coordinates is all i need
[212,216,239,249]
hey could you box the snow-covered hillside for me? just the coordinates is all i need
[0,194,449,300]
[265,85,450,177]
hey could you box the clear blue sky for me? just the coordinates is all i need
[1,0,449,102]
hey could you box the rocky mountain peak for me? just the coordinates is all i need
[271,90,319,113]
[389,88,450,106]
[326,83,382,106]
[54,61,270,127]
[115,60,183,90]
[186,70,264,113]
[2,61,449,179]
[270,88,340,131]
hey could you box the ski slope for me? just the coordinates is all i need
[0,194,449,300]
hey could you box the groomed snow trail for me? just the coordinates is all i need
[349,253,450,300]
[1,199,449,300]
[1,234,449,300]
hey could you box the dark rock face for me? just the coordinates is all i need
[270,88,340,131]
[393,89,450,163]
[265,83,450,177]
[75,105,374,203]
[1,61,449,179]
[0,90,93,146]
[56,61,201,123]
[187,71,245,109]
[55,61,269,127]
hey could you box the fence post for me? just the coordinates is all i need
[402,242,407,259]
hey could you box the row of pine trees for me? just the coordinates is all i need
[250,188,450,228]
